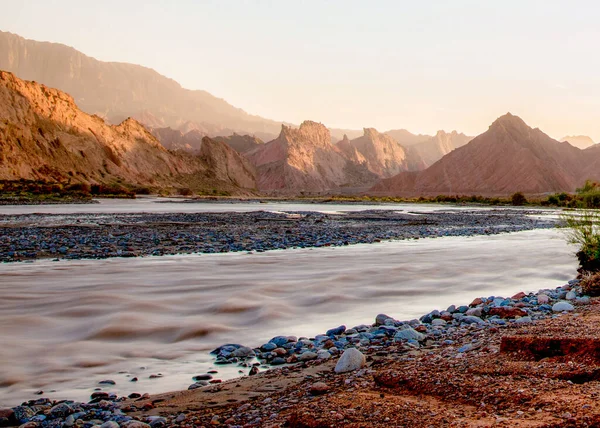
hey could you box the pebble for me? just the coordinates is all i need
[309,382,330,395]
[537,294,550,304]
[317,349,332,360]
[552,301,575,312]
[298,351,318,361]
[394,326,425,342]
[375,314,394,325]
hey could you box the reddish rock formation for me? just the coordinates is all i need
[337,128,425,177]
[0,71,256,194]
[247,122,344,193]
[371,113,591,196]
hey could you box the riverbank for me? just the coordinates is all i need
[0,208,555,262]
[2,279,597,427]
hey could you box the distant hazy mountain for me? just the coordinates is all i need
[383,129,472,167]
[0,30,283,137]
[384,129,432,146]
[152,127,205,152]
[371,113,590,196]
[0,71,256,194]
[409,131,472,167]
[213,133,265,154]
[560,135,595,150]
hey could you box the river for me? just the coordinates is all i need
[0,200,576,406]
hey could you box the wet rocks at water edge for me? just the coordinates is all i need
[209,279,589,371]
[0,208,556,262]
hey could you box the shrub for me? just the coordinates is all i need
[511,192,527,206]
[132,186,152,195]
[581,272,600,296]
[562,209,600,272]
[65,183,91,193]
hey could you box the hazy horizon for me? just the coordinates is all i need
[1,0,599,141]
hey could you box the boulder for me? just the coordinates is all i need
[334,348,366,373]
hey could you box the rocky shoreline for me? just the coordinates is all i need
[1,277,596,427]
[0,208,555,262]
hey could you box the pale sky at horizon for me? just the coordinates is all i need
[1,0,600,140]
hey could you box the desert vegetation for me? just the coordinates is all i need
[0,179,137,203]
[561,181,600,273]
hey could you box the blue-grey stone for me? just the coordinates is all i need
[326,325,346,337]
[260,343,277,352]
[269,336,289,346]
[461,315,485,325]
[552,301,574,312]
[394,326,425,342]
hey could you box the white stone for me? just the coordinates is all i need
[334,348,366,373]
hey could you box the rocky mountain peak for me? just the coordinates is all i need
[279,121,330,147]
[489,112,529,131]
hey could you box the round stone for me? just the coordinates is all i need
[334,348,366,373]
[552,301,574,312]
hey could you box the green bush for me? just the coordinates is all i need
[562,209,600,272]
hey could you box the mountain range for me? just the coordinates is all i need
[371,113,599,196]
[1,30,599,197]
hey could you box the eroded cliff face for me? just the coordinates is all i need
[199,137,256,190]
[0,71,256,194]
[371,113,591,196]
[338,128,425,177]
[246,121,346,192]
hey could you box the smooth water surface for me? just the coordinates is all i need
[0,197,531,216]
[0,228,576,406]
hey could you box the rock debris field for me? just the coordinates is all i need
[0,208,556,262]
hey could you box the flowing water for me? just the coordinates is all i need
[0,201,576,406]
[0,197,515,215]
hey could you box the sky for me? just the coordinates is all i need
[1,0,600,140]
